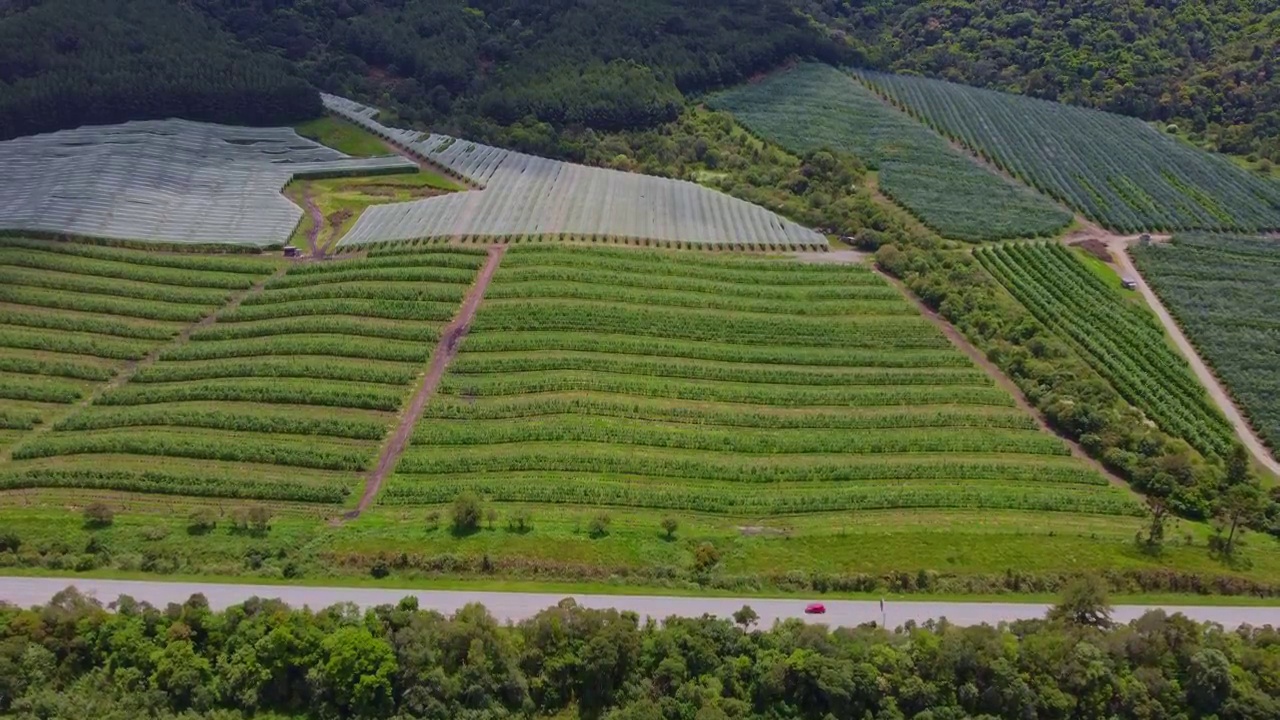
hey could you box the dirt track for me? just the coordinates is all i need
[1105,239,1280,477]
[352,245,507,516]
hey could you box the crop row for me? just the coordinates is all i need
[0,327,153,360]
[265,265,476,289]
[0,266,232,305]
[481,285,908,317]
[0,355,114,381]
[0,409,41,429]
[382,475,1141,516]
[0,248,259,289]
[189,316,439,343]
[396,448,1101,485]
[461,332,967,367]
[498,244,879,275]
[163,335,432,363]
[0,307,175,340]
[0,284,209,322]
[0,468,347,503]
[979,243,1236,457]
[0,376,83,403]
[13,429,373,471]
[242,281,467,306]
[498,252,877,287]
[55,406,388,439]
[448,353,990,387]
[438,371,1011,407]
[134,357,419,385]
[0,238,278,274]
[96,378,407,411]
[366,245,491,259]
[286,250,487,275]
[411,418,1068,456]
[470,301,945,348]
[488,266,899,300]
[421,395,1038,430]
[218,298,457,323]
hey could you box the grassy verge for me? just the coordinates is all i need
[4,494,1279,601]
[295,116,392,157]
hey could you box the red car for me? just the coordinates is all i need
[804,603,826,615]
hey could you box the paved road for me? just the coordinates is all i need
[1108,239,1280,476]
[2,577,1278,628]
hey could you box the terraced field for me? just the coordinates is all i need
[387,246,1141,516]
[0,238,280,455]
[977,242,1236,459]
[1,245,487,505]
[709,64,1071,242]
[1131,234,1280,456]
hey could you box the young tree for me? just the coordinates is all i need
[83,502,114,528]
[485,508,498,530]
[1214,482,1264,556]
[452,492,482,533]
[732,605,758,630]
[1138,495,1169,554]
[661,517,678,540]
[187,508,216,534]
[693,542,721,572]
[588,512,612,538]
[425,510,441,530]
[1224,445,1253,487]
[508,509,531,533]
[247,506,272,534]
[1047,574,1113,628]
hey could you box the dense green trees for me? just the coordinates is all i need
[3,588,1280,719]
[810,0,1280,164]
[193,0,843,135]
[0,0,319,140]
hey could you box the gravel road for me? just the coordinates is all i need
[2,577,1277,628]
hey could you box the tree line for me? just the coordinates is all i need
[2,579,1279,719]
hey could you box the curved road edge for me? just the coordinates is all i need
[2,577,1277,628]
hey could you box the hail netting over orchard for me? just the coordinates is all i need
[322,95,826,249]
[0,119,415,246]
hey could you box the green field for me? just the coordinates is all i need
[1131,234,1280,455]
[860,70,1280,234]
[387,245,1138,517]
[708,63,1072,241]
[1,243,488,504]
[977,242,1236,459]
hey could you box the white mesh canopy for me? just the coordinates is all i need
[0,118,415,246]
[322,94,825,248]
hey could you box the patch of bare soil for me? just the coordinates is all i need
[1070,237,1113,262]
[348,245,508,518]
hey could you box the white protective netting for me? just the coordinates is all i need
[0,118,415,246]
[323,94,825,249]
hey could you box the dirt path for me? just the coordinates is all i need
[1106,239,1280,476]
[350,245,507,517]
[3,268,286,460]
[875,268,1136,493]
[300,186,325,258]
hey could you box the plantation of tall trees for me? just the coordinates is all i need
[0,0,320,140]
